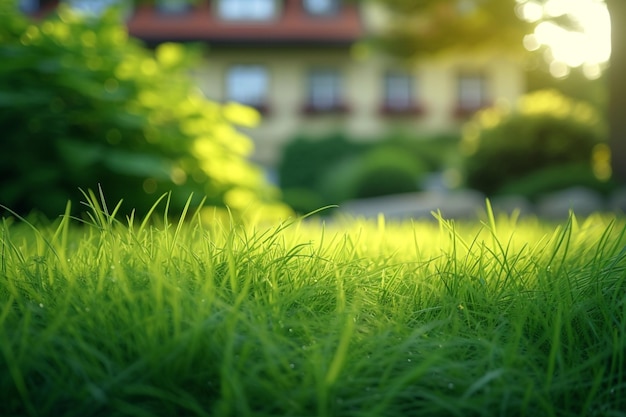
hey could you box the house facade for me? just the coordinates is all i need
[20,0,526,169]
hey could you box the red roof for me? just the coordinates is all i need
[127,0,364,45]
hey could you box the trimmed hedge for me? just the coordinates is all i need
[343,146,425,200]
[279,132,444,213]
[461,89,607,196]
[278,133,370,213]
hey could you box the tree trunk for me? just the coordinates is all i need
[607,0,626,184]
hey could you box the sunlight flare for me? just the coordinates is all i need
[518,0,610,78]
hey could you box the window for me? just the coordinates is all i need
[226,65,269,109]
[217,0,277,21]
[382,70,421,114]
[456,73,488,116]
[303,0,339,16]
[156,0,191,14]
[65,0,122,17]
[305,69,344,113]
[18,0,39,13]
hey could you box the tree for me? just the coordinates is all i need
[374,0,625,185]
[0,1,281,218]
[373,0,532,56]
[606,0,626,183]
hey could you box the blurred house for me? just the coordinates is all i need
[20,0,526,169]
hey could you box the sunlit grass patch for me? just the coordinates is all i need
[1,196,625,417]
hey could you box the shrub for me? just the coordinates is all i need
[461,89,607,195]
[320,146,426,202]
[351,146,425,198]
[278,132,370,190]
[497,163,619,201]
[278,132,371,212]
[0,3,276,218]
[385,131,461,172]
[278,133,437,211]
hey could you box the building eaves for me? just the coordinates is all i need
[127,0,364,46]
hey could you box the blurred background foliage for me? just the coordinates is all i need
[460,89,615,199]
[277,87,615,215]
[0,2,282,219]
[278,132,459,214]
[374,0,533,57]
[1,0,619,219]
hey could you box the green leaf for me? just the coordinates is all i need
[101,149,171,180]
[0,91,53,107]
[56,138,103,168]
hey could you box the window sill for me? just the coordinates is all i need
[217,15,279,23]
[301,102,350,116]
[453,103,490,119]
[379,104,425,117]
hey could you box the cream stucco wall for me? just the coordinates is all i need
[193,46,526,168]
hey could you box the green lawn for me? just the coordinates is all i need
[1,196,625,417]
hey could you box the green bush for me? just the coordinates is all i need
[0,3,276,218]
[278,132,371,212]
[497,163,618,201]
[320,146,425,202]
[278,133,437,212]
[351,146,425,199]
[278,132,370,190]
[461,89,607,195]
[317,155,365,204]
[385,131,461,172]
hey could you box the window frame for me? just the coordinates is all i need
[303,0,339,17]
[455,72,489,117]
[64,0,122,17]
[380,70,424,116]
[18,0,40,14]
[303,68,348,114]
[156,0,191,15]
[216,0,278,22]
[225,64,271,113]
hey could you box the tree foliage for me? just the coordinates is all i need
[0,1,279,218]
[606,0,626,183]
[462,89,608,195]
[374,0,532,57]
[376,0,625,185]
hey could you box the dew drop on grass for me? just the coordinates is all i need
[289,363,295,369]
[39,303,44,308]
[448,382,455,390]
